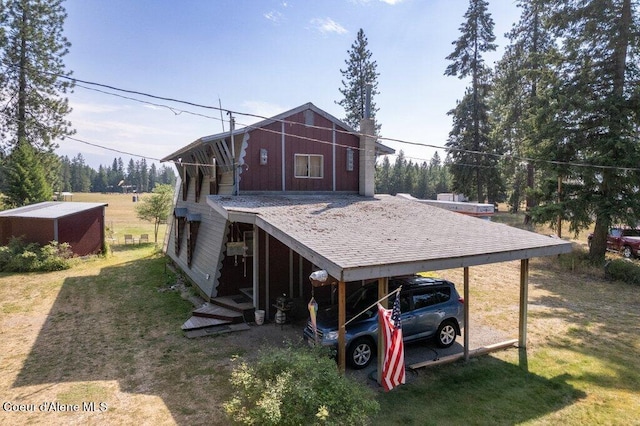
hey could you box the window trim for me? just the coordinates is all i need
[294,154,324,179]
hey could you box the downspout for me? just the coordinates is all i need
[281,121,286,191]
[332,123,336,192]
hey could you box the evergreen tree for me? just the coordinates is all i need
[0,0,74,156]
[533,0,640,263]
[445,0,498,202]
[148,163,158,191]
[70,153,91,192]
[139,158,148,192]
[2,138,52,207]
[158,164,176,186]
[92,165,108,193]
[492,0,554,220]
[126,158,137,191]
[57,155,71,192]
[388,150,407,195]
[337,28,381,132]
[415,162,430,199]
[375,155,391,194]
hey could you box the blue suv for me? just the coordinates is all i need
[303,275,464,369]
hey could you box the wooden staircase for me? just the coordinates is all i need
[182,294,255,338]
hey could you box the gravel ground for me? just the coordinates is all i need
[215,314,511,390]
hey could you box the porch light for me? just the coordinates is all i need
[260,148,268,165]
[309,269,329,287]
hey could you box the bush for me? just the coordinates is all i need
[224,345,379,426]
[0,237,72,272]
[605,259,640,285]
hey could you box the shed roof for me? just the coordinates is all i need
[207,194,573,282]
[0,202,108,220]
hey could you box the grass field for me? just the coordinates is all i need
[77,192,170,244]
[1,194,639,425]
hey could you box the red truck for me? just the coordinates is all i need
[588,227,640,258]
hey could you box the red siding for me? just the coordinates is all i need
[0,207,104,256]
[58,207,105,256]
[0,218,54,246]
[238,109,360,193]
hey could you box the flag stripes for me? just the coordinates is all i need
[378,293,405,391]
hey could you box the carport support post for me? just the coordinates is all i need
[377,277,388,384]
[519,259,529,348]
[338,280,346,373]
[464,267,470,361]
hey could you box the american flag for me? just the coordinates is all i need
[378,292,405,391]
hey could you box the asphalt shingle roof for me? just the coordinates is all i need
[208,194,572,281]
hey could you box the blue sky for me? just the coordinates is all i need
[58,0,521,169]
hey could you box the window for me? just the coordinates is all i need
[412,287,451,309]
[294,154,323,178]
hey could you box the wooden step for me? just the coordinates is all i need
[210,295,254,312]
[181,316,231,331]
[192,303,245,323]
[183,322,251,339]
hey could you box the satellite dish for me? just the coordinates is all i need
[118,180,125,186]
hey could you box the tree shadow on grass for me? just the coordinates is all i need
[526,258,640,394]
[11,254,235,425]
[379,355,586,425]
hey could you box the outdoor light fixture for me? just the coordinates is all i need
[309,269,331,287]
[260,148,268,165]
[346,148,354,171]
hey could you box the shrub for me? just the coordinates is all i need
[605,259,640,285]
[224,345,379,426]
[0,237,72,272]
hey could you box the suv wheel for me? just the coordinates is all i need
[623,246,633,258]
[348,338,374,369]
[436,320,457,348]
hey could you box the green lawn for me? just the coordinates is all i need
[0,194,638,424]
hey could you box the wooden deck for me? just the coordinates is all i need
[182,294,255,333]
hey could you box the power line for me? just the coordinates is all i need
[66,75,640,172]
[2,61,640,173]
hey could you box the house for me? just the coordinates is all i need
[0,202,108,256]
[162,102,572,371]
[161,102,394,311]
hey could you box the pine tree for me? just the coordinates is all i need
[148,163,158,192]
[2,138,52,207]
[0,0,74,155]
[337,28,380,132]
[533,0,640,263]
[445,0,498,202]
[492,0,554,221]
[374,155,391,194]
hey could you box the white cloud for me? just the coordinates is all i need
[264,10,284,23]
[310,17,348,35]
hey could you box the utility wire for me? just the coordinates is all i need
[2,61,640,172]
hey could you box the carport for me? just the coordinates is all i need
[209,193,573,373]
